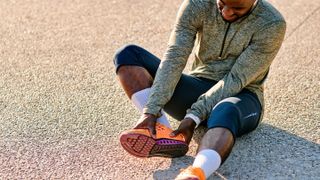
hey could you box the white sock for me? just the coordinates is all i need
[192,149,222,179]
[131,88,171,128]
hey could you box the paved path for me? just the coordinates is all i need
[0,0,319,179]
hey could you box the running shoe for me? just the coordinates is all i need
[175,166,205,180]
[119,123,188,158]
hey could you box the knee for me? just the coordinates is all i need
[113,44,140,66]
[210,100,240,118]
[207,101,241,137]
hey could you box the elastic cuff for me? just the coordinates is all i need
[143,108,162,118]
[184,113,201,128]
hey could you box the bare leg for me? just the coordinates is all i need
[117,65,153,99]
[174,127,234,179]
[197,127,234,163]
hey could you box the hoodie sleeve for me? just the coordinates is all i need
[143,0,203,116]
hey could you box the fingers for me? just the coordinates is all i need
[133,121,145,129]
[133,113,158,138]
[170,129,181,137]
[148,123,156,137]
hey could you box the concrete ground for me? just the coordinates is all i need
[0,0,319,179]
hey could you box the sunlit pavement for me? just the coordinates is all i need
[0,0,319,179]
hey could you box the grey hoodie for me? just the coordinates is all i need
[143,0,286,122]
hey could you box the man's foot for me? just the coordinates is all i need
[175,166,205,180]
[120,123,188,158]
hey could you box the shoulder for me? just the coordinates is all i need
[256,0,286,25]
[182,0,215,11]
[250,0,286,34]
[180,0,216,19]
[178,0,215,21]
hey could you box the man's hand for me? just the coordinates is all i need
[170,118,196,144]
[134,113,157,138]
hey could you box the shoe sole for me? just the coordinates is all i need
[120,132,188,158]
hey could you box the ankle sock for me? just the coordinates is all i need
[131,88,171,128]
[192,149,222,179]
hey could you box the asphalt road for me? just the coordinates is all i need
[0,0,319,179]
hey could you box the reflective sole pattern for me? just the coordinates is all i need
[120,132,188,158]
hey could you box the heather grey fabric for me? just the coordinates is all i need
[143,0,286,122]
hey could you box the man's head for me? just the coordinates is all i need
[217,0,257,22]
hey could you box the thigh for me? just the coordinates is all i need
[114,44,160,77]
[207,90,262,138]
[114,44,218,120]
[164,76,217,120]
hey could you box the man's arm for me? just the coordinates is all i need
[143,0,203,116]
[186,20,287,123]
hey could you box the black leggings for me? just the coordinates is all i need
[114,44,262,138]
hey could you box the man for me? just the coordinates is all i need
[114,0,286,179]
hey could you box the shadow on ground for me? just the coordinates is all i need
[152,123,320,179]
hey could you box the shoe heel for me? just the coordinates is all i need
[120,133,156,158]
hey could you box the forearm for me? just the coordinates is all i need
[143,52,188,115]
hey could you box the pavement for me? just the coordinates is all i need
[0,0,319,179]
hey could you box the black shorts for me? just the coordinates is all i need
[114,44,262,138]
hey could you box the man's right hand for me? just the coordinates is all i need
[133,113,157,138]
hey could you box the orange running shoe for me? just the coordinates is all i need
[119,123,188,158]
[175,166,205,180]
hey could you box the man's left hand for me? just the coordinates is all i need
[170,118,197,144]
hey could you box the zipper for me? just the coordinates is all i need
[218,22,230,59]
